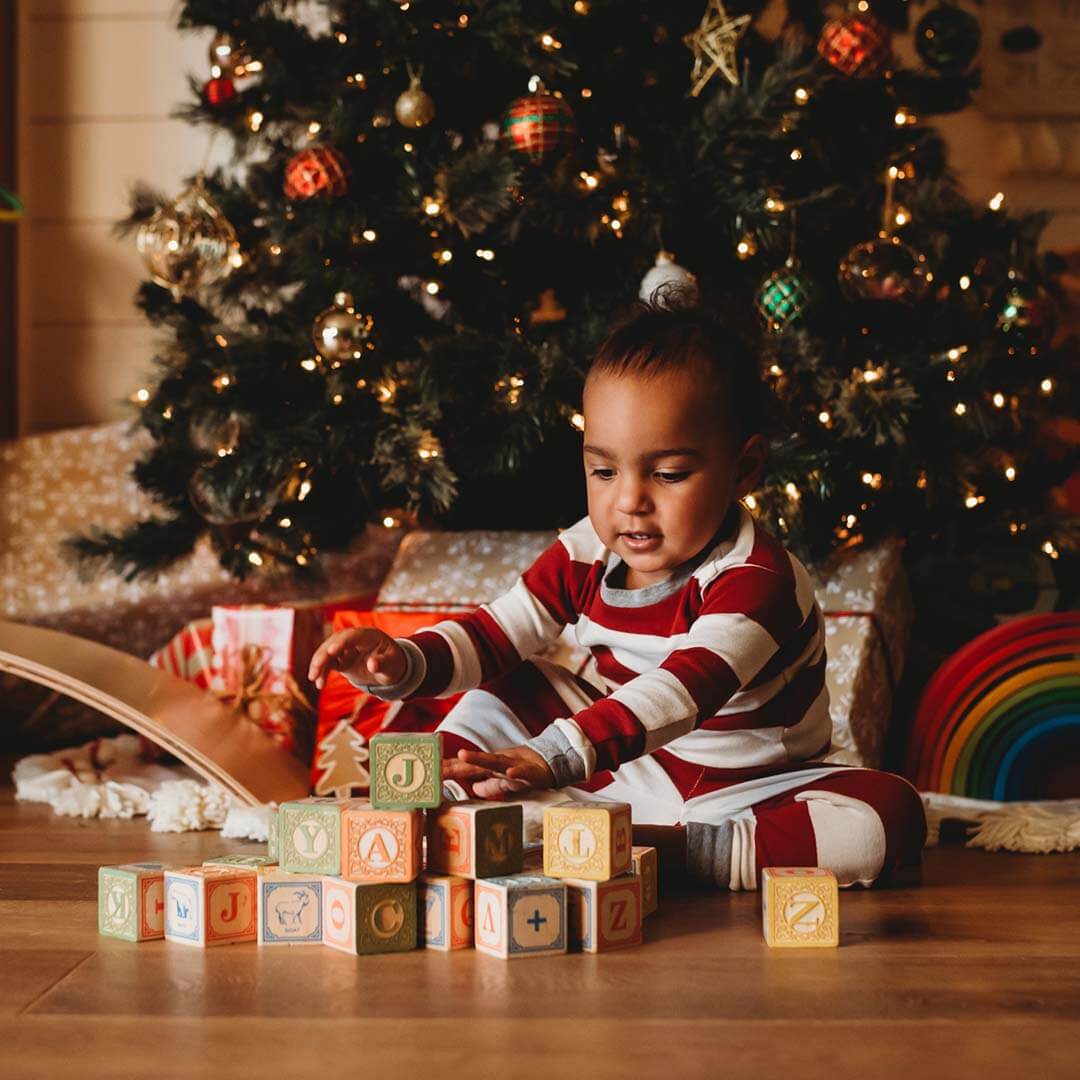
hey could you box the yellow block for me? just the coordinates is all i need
[543,802,631,882]
[761,867,838,948]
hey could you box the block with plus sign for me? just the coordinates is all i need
[474,874,567,959]
[164,866,257,947]
[322,878,418,955]
[631,845,658,917]
[278,796,362,877]
[257,869,324,945]
[419,873,474,950]
[340,802,423,883]
[543,802,632,882]
[98,863,167,942]
[369,732,441,810]
[426,801,522,879]
[761,867,839,948]
[203,854,278,873]
[565,873,642,953]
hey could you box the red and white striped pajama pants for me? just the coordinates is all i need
[435,657,927,891]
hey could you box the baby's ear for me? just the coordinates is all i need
[734,434,768,493]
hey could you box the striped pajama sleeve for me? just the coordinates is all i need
[363,538,580,702]
[530,566,805,780]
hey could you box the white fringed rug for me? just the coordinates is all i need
[922,792,1080,853]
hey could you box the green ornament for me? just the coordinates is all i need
[756,262,816,333]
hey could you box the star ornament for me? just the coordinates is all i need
[683,0,752,97]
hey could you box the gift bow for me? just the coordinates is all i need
[216,643,315,736]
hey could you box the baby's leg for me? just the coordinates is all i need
[682,766,927,891]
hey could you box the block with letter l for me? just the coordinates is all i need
[543,802,632,882]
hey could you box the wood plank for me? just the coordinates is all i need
[0,950,90,1017]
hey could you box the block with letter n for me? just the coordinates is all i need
[370,732,442,810]
[761,867,839,948]
[98,863,167,942]
[426,800,523,879]
[474,874,567,959]
[565,873,642,953]
[543,802,632,882]
[163,866,257,947]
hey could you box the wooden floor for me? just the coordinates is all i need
[2,784,1079,1080]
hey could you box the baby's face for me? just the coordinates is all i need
[582,365,759,588]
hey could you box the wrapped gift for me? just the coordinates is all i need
[372,527,912,770]
[809,536,912,769]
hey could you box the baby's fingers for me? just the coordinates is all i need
[472,776,531,800]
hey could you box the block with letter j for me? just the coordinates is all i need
[370,733,441,810]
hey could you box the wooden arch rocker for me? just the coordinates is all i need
[0,620,311,806]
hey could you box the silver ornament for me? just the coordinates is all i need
[639,251,698,307]
[838,234,931,305]
[312,291,374,361]
[136,176,240,299]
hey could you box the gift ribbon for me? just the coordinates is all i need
[823,608,897,697]
[216,643,315,742]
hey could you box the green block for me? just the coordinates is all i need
[279,798,346,876]
[204,854,278,871]
[354,881,418,955]
[98,864,165,942]
[370,733,441,810]
[267,807,279,861]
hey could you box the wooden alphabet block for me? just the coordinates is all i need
[164,866,257,947]
[419,873,474,950]
[631,845,658,917]
[340,802,423,883]
[204,854,278,873]
[98,863,166,942]
[565,873,642,952]
[256,868,324,945]
[278,796,360,876]
[474,874,567,959]
[370,732,441,810]
[761,867,839,948]
[543,802,632,882]
[322,878,417,955]
[267,807,279,861]
[426,800,523,879]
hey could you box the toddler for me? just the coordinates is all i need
[309,302,927,891]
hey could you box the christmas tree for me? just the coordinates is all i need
[71,0,1077,584]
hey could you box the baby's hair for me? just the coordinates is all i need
[587,296,778,449]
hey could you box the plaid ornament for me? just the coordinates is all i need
[756,265,816,334]
[817,13,892,78]
[502,92,577,165]
[283,146,350,199]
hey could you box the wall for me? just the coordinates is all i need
[14,2,1080,433]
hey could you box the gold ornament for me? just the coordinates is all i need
[136,175,240,299]
[684,0,752,97]
[395,72,436,128]
[311,291,374,361]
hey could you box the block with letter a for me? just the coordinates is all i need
[425,800,523,879]
[761,867,839,948]
[565,873,642,953]
[419,873,474,950]
[340,802,423,883]
[98,863,167,942]
[543,802,632,882]
[474,874,567,959]
[164,866,257,947]
[370,732,442,810]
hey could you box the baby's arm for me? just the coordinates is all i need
[353,536,581,703]
[452,566,804,792]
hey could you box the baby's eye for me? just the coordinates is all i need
[656,471,691,483]
[589,468,615,480]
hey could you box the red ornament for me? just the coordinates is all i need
[283,146,350,200]
[818,13,892,78]
[502,92,577,165]
[203,76,236,106]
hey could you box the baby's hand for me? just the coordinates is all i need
[307,627,407,690]
[443,746,555,799]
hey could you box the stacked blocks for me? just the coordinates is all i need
[474,874,567,959]
[566,874,643,953]
[761,867,839,948]
[267,807,279,861]
[164,866,257,947]
[426,801,523,878]
[631,846,658,918]
[419,873,474,950]
[370,733,442,810]
[341,802,423,883]
[543,802,632,881]
[278,796,356,876]
[257,869,324,945]
[322,878,417,955]
[98,863,166,942]
[204,854,277,872]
